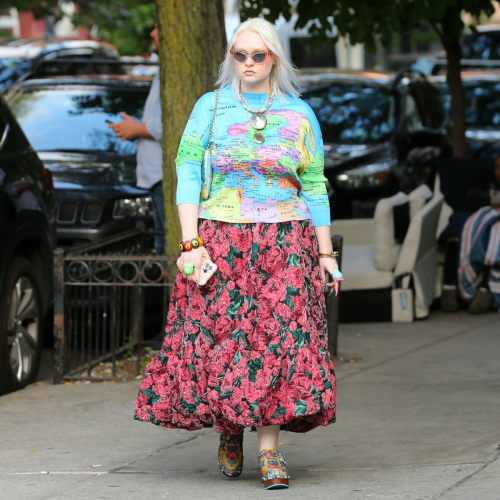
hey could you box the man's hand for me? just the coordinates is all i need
[108,112,140,141]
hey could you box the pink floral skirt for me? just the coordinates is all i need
[134,220,336,436]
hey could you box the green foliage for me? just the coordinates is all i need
[2,0,62,20]
[73,1,157,55]
[241,0,499,50]
[5,0,157,55]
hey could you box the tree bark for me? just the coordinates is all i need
[443,36,467,158]
[155,0,226,256]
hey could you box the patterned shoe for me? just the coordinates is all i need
[218,432,244,479]
[259,449,290,489]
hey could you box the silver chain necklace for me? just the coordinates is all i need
[238,83,274,144]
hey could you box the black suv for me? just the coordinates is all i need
[0,93,55,395]
[5,74,154,247]
[0,38,120,92]
[300,70,451,218]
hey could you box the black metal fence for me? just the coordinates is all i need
[53,228,342,383]
[53,228,176,383]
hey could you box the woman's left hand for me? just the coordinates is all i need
[319,257,340,296]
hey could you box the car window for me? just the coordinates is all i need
[8,88,147,155]
[439,81,500,127]
[462,32,500,60]
[0,57,31,90]
[302,84,395,144]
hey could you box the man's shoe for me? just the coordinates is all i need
[441,285,459,312]
[468,288,493,314]
[218,432,243,479]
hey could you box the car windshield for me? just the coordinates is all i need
[8,88,147,155]
[438,81,500,127]
[461,32,500,60]
[0,57,30,90]
[302,84,395,144]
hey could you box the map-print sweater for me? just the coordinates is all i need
[175,85,330,227]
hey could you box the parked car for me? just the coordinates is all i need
[0,39,120,92]
[430,70,500,158]
[0,93,55,396]
[5,74,154,246]
[299,70,451,218]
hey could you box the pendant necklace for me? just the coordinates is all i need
[239,83,274,144]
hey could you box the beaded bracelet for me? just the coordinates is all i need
[179,236,204,252]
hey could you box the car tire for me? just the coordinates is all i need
[0,257,44,396]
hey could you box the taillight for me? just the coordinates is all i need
[42,168,54,196]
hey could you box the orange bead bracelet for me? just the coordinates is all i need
[179,236,204,252]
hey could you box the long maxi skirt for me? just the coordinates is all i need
[134,219,337,436]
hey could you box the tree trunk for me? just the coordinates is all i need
[155,0,226,256]
[441,35,467,158]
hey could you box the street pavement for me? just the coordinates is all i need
[1,311,499,500]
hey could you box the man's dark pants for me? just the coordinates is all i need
[150,181,166,254]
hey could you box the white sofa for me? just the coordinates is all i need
[331,186,444,322]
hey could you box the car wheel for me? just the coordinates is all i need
[0,257,44,396]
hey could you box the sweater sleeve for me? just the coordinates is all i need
[175,93,213,205]
[297,105,331,227]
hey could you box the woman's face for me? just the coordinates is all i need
[232,30,275,90]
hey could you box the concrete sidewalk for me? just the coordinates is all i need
[1,311,499,500]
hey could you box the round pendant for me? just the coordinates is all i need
[254,133,265,144]
[250,113,267,130]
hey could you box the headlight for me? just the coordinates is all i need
[335,160,396,189]
[113,196,152,219]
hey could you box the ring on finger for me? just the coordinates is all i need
[195,262,201,269]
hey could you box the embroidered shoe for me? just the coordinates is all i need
[218,432,244,479]
[259,449,290,489]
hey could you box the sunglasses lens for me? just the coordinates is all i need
[253,53,266,63]
[233,51,247,63]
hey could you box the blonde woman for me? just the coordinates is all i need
[135,18,339,490]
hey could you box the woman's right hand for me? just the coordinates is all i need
[177,245,211,284]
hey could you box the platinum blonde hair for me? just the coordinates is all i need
[216,17,300,102]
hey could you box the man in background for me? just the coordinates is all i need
[109,22,164,253]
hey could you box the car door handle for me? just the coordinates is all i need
[0,124,10,151]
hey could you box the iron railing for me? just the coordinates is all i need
[53,228,343,383]
[53,228,176,383]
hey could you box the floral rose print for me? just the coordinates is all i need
[135,220,336,436]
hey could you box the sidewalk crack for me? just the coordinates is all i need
[108,431,208,474]
[433,448,500,499]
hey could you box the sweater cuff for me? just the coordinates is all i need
[310,208,331,227]
[176,188,201,206]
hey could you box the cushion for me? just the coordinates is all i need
[408,184,433,219]
[373,192,409,271]
[341,245,394,291]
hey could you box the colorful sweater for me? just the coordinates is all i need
[175,86,330,226]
